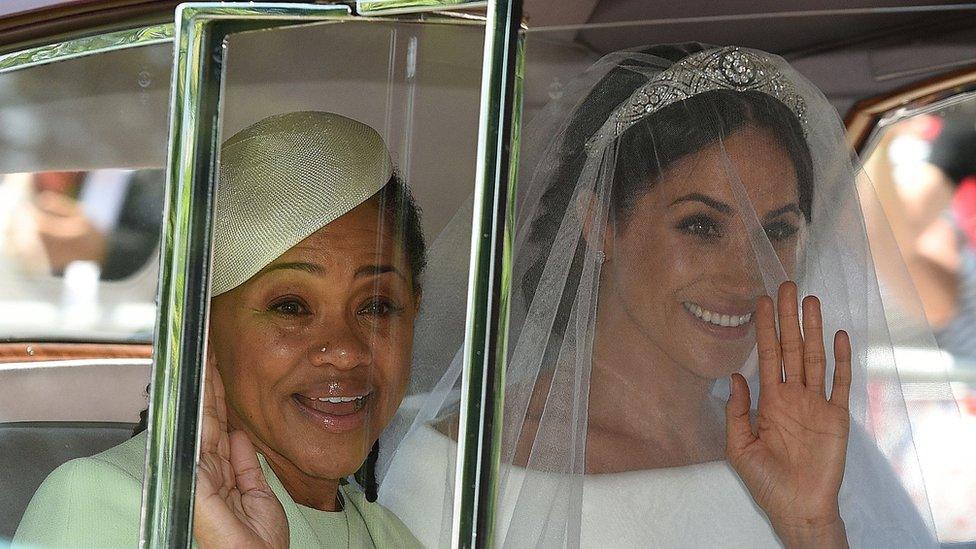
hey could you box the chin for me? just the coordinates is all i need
[292,439,369,479]
[677,340,755,380]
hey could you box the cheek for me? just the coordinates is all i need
[774,241,800,278]
[615,230,705,296]
[219,319,306,403]
[369,319,415,405]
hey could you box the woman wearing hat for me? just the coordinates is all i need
[14,111,426,549]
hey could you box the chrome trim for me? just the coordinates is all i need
[0,23,174,74]
[358,0,487,16]
[142,3,350,548]
[0,358,152,371]
[452,0,523,546]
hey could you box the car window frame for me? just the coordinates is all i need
[152,2,523,547]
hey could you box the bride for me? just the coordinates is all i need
[379,44,948,547]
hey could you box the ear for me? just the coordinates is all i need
[575,189,613,262]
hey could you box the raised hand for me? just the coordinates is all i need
[725,281,852,548]
[193,347,289,549]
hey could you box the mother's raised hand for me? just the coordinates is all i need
[193,348,289,549]
[725,281,852,549]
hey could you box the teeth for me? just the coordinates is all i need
[316,396,364,403]
[683,302,752,327]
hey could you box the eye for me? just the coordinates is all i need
[269,297,310,316]
[358,298,403,317]
[764,221,799,242]
[676,214,721,239]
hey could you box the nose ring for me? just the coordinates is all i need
[320,347,348,358]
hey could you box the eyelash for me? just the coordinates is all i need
[764,221,799,242]
[676,215,799,243]
[269,297,310,316]
[676,215,721,239]
[267,296,404,317]
[358,298,404,317]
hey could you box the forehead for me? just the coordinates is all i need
[653,126,800,209]
[274,197,404,265]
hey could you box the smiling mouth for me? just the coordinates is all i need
[682,301,753,328]
[292,393,371,433]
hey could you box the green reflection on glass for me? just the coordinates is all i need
[358,0,476,14]
[0,24,174,74]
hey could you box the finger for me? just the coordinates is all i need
[200,348,219,454]
[200,346,227,455]
[229,430,273,496]
[777,281,804,384]
[802,295,827,396]
[829,330,852,411]
[725,373,756,456]
[755,296,782,390]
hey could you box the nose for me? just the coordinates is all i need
[716,229,768,296]
[309,316,372,371]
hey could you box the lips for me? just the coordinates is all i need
[295,394,368,415]
[292,386,373,433]
[682,301,753,327]
[682,300,755,340]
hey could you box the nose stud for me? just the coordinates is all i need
[319,347,348,359]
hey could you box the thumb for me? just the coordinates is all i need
[725,373,756,456]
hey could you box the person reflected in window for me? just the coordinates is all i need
[5,168,164,281]
[13,112,425,549]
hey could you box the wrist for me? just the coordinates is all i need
[774,515,848,549]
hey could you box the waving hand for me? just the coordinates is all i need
[193,348,289,549]
[725,281,851,548]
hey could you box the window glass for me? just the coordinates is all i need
[0,39,170,544]
[182,17,487,548]
[0,43,171,343]
[862,102,976,541]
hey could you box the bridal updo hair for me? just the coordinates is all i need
[519,43,814,339]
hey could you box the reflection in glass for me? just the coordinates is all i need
[0,38,169,546]
[0,41,171,344]
[0,169,163,340]
[863,104,976,541]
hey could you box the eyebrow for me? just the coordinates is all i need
[670,192,801,221]
[356,264,407,282]
[260,262,324,276]
[763,204,803,221]
[670,193,733,215]
[258,261,407,282]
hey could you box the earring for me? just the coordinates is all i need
[595,250,607,264]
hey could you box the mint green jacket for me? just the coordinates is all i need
[13,432,422,549]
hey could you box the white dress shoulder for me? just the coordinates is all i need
[380,424,781,548]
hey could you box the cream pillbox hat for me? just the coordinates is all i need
[212,111,394,296]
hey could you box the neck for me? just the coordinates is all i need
[586,275,720,457]
[227,415,342,512]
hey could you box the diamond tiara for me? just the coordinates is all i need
[592,47,808,147]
